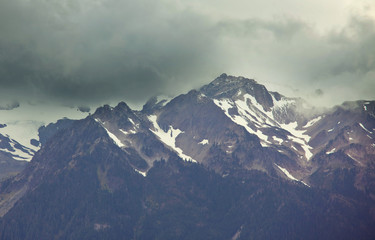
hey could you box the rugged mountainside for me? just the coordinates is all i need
[0,74,374,239]
[0,132,29,179]
[0,103,90,179]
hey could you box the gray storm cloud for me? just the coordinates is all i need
[0,0,374,107]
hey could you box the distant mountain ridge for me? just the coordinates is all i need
[0,103,90,179]
[0,74,374,239]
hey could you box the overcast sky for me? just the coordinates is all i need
[0,0,374,109]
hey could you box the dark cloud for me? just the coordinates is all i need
[0,0,221,106]
[0,0,374,108]
[0,100,20,110]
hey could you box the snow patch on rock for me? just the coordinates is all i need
[275,164,310,187]
[359,123,372,134]
[326,148,336,154]
[148,115,196,162]
[134,169,147,177]
[198,139,209,145]
[303,116,322,128]
[280,122,313,160]
[95,119,125,148]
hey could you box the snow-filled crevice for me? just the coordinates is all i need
[303,116,322,128]
[275,164,310,187]
[95,118,125,148]
[326,148,336,154]
[213,98,271,147]
[280,122,313,160]
[359,123,373,134]
[148,115,196,162]
[213,96,314,160]
[134,169,147,177]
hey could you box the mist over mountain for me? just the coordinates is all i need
[0,74,374,239]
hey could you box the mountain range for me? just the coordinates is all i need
[0,74,374,239]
